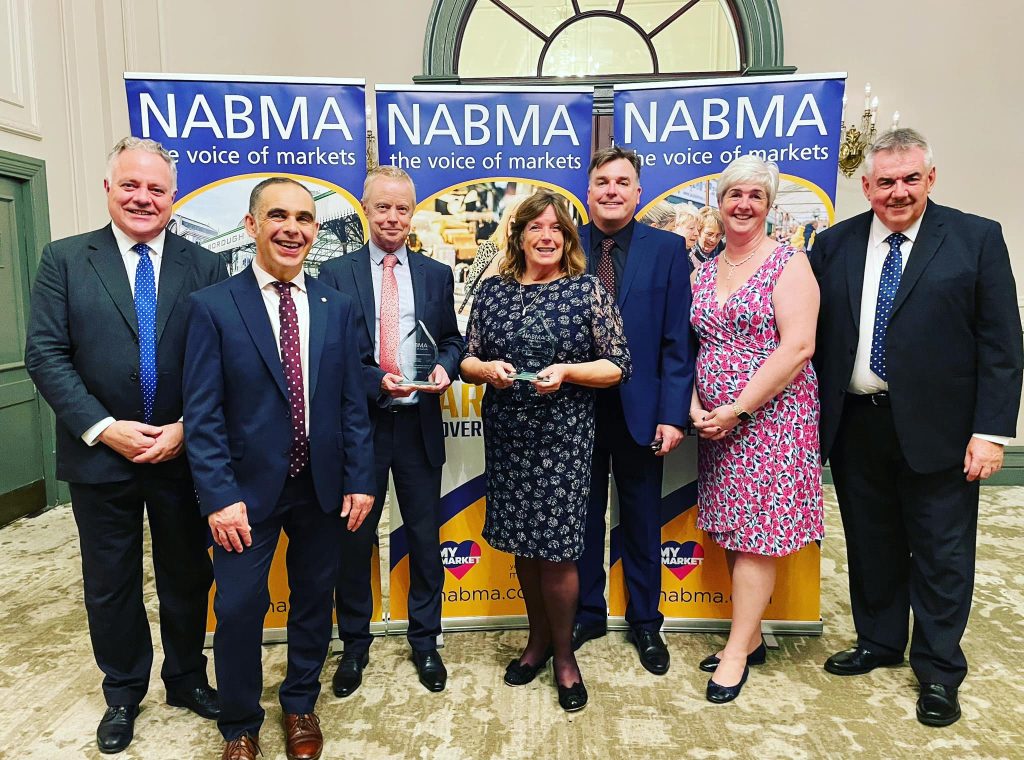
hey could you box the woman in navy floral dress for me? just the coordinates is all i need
[461,191,631,712]
[690,156,823,704]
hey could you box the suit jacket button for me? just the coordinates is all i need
[129,371,139,381]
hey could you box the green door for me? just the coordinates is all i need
[0,175,46,525]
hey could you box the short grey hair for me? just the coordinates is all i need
[362,164,416,204]
[716,154,779,207]
[674,205,699,227]
[106,136,177,191]
[864,128,933,176]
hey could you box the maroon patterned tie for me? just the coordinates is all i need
[273,281,309,477]
[598,237,617,298]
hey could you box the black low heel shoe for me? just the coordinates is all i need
[504,649,553,686]
[705,666,749,704]
[557,680,588,712]
[699,642,767,673]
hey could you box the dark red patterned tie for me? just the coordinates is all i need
[273,281,309,477]
[598,237,617,298]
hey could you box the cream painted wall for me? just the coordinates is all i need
[3,0,1022,437]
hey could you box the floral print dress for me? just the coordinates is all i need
[691,244,824,557]
[465,274,631,561]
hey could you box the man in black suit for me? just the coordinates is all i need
[812,128,1023,727]
[319,165,463,696]
[183,177,375,760]
[25,137,224,753]
[574,147,694,675]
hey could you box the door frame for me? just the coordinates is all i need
[0,150,62,506]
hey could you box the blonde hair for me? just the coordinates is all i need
[499,191,585,280]
[361,164,416,204]
[490,194,527,251]
[640,200,676,230]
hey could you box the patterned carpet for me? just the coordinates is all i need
[0,486,1021,759]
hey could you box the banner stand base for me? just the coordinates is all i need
[610,617,823,636]
[388,615,529,635]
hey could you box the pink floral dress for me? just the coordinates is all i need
[691,244,824,557]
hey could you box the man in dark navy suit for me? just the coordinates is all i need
[25,137,224,754]
[574,147,695,675]
[813,129,1022,727]
[319,165,463,696]
[183,177,374,760]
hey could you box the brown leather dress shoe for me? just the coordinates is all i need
[221,733,260,760]
[284,712,323,760]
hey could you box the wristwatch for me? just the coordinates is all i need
[732,403,753,422]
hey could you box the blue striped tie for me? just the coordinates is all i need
[133,243,158,422]
[869,232,907,381]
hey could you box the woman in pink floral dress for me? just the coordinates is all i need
[690,156,824,704]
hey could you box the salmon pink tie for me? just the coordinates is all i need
[379,253,400,375]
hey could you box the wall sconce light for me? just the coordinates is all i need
[838,84,900,177]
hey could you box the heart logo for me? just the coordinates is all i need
[661,541,704,581]
[440,540,482,580]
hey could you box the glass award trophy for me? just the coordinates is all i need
[509,314,557,381]
[398,320,439,387]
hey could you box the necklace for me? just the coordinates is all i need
[720,251,757,282]
[518,280,550,316]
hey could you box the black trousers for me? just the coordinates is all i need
[213,470,342,740]
[576,391,665,632]
[69,474,212,706]
[335,405,443,653]
[830,395,979,687]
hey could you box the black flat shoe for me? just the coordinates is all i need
[557,680,588,712]
[699,641,767,673]
[504,649,553,687]
[97,704,140,754]
[917,683,961,727]
[705,666,749,704]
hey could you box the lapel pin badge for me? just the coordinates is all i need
[321,297,327,302]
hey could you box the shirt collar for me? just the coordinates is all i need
[252,259,307,293]
[111,223,166,258]
[591,219,635,254]
[369,241,409,266]
[870,209,925,249]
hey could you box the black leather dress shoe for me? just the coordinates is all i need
[412,648,447,692]
[557,679,588,712]
[824,646,904,676]
[167,684,220,720]
[332,651,369,698]
[627,629,670,675]
[504,649,553,687]
[571,623,607,652]
[699,642,767,673]
[97,704,140,754]
[706,666,749,704]
[917,683,961,727]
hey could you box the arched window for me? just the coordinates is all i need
[421,1,792,86]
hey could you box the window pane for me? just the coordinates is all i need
[500,0,575,36]
[542,17,654,76]
[459,4,546,77]
[648,0,739,71]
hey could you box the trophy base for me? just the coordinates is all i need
[509,372,549,382]
[398,380,439,388]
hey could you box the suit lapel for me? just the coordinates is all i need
[844,214,872,328]
[409,250,426,327]
[618,222,644,305]
[891,202,945,317]
[232,267,288,400]
[307,280,327,400]
[88,227,138,337]
[156,235,187,343]
[351,248,377,348]
[579,224,594,273]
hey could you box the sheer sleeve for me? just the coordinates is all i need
[590,278,632,384]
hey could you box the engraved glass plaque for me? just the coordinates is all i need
[509,314,557,381]
[399,320,439,387]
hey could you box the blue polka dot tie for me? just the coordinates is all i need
[133,243,158,423]
[273,281,309,477]
[869,232,908,381]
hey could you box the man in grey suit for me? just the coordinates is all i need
[25,137,225,753]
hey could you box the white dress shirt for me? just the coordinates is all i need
[848,211,1008,446]
[82,226,168,445]
[252,260,311,435]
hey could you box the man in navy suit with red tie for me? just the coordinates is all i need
[813,129,1022,727]
[183,177,374,760]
